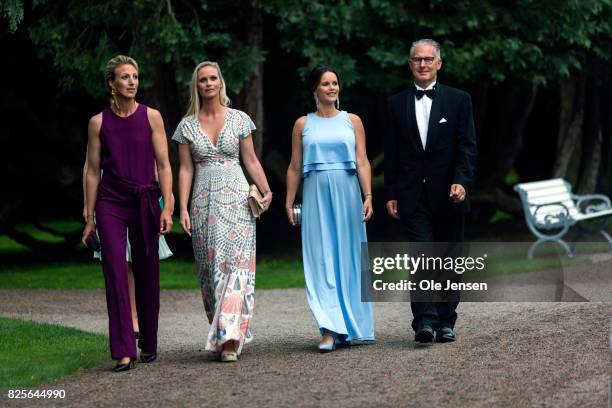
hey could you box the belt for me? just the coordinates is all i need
[99,174,161,256]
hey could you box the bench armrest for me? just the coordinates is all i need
[572,193,612,214]
[531,201,573,228]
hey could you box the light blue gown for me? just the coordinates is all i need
[301,111,374,342]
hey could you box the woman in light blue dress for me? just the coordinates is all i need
[285,65,374,352]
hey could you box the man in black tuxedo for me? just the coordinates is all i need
[384,39,477,344]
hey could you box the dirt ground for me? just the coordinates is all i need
[0,287,610,407]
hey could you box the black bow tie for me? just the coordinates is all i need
[415,88,436,100]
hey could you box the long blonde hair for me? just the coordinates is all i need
[185,61,231,117]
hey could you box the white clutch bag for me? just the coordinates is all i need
[248,184,265,218]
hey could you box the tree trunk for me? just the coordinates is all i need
[576,77,604,194]
[140,60,183,212]
[552,76,585,182]
[476,81,538,190]
[577,128,602,194]
[241,5,264,159]
[606,86,612,194]
[473,83,488,142]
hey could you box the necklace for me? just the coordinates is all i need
[112,101,138,117]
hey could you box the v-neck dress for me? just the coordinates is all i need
[172,108,256,354]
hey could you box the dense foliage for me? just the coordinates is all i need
[1,0,611,248]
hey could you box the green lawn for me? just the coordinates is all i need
[0,218,184,252]
[0,317,107,391]
[376,241,604,282]
[1,218,609,289]
[0,259,305,290]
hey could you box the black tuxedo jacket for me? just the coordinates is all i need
[384,84,477,218]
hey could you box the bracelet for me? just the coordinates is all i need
[364,193,373,198]
[86,214,94,219]
[263,189,272,194]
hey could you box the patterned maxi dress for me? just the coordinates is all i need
[172,109,256,354]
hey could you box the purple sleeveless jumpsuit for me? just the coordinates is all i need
[96,104,161,359]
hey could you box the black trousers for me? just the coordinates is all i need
[401,185,464,332]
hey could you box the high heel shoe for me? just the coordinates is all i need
[134,331,140,340]
[220,351,238,362]
[113,358,136,372]
[317,342,336,353]
[139,352,157,363]
[318,333,337,353]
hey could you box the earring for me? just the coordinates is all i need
[111,88,119,109]
[335,96,340,110]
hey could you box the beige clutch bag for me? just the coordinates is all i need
[248,184,265,218]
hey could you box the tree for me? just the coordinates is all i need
[1,0,267,250]
[0,0,23,33]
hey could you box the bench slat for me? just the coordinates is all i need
[526,185,571,199]
[527,194,576,207]
[516,178,566,191]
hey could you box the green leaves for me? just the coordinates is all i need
[11,0,612,97]
[26,0,265,98]
[0,0,24,33]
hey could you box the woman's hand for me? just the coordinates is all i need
[169,193,176,216]
[285,206,295,226]
[362,196,373,222]
[81,220,96,246]
[261,191,273,212]
[180,209,191,236]
[160,209,173,235]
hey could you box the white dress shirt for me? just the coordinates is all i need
[414,81,436,149]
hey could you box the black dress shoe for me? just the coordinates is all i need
[414,326,434,343]
[435,327,456,343]
[113,359,136,372]
[140,352,157,363]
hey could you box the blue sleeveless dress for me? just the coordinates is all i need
[301,111,374,342]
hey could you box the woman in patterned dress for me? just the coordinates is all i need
[173,61,272,362]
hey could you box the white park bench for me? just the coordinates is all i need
[514,178,612,258]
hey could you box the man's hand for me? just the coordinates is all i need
[386,200,400,220]
[450,184,466,203]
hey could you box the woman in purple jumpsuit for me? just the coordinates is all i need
[81,55,173,372]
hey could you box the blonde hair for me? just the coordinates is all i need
[104,55,139,92]
[185,61,231,117]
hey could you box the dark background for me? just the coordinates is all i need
[1,0,611,256]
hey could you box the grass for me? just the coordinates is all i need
[1,218,610,289]
[0,235,29,252]
[370,241,605,284]
[0,317,107,391]
[0,218,184,252]
[0,259,305,290]
[1,240,608,290]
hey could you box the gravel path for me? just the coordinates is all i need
[0,288,610,407]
